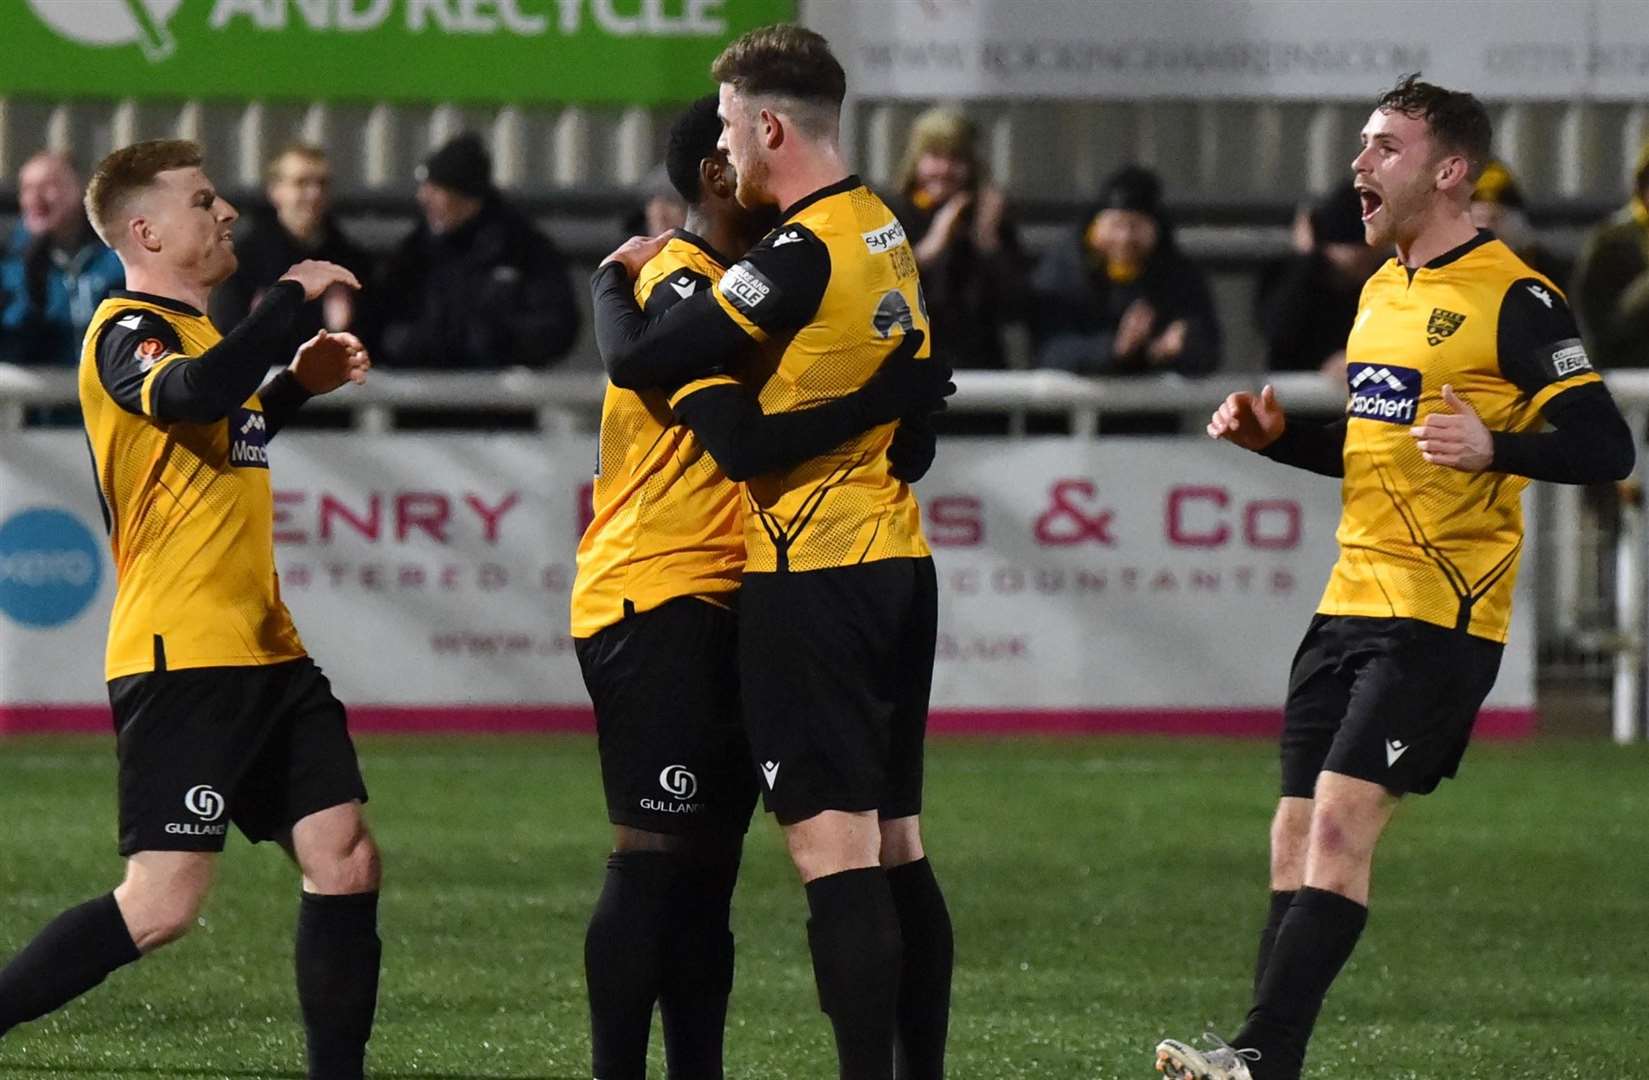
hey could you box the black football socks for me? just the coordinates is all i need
[1253,889,1299,997]
[295,890,381,1080]
[884,858,953,1080]
[658,853,742,1080]
[805,867,903,1080]
[0,893,141,1036]
[586,850,677,1080]
[1233,886,1368,1080]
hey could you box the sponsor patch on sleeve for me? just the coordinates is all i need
[134,337,174,372]
[718,261,776,320]
[1545,338,1592,380]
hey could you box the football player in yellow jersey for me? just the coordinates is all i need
[591,27,954,1080]
[577,95,949,1080]
[0,141,382,1080]
[1157,78,1635,1080]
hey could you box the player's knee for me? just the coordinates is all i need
[308,830,382,895]
[117,881,209,953]
[878,816,924,867]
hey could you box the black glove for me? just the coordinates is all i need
[857,330,955,425]
[888,412,938,483]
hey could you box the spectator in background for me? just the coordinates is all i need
[370,133,579,369]
[0,151,122,366]
[1571,140,1649,369]
[1030,164,1220,377]
[1255,182,1383,378]
[210,144,372,341]
[1471,158,1569,285]
[620,162,688,240]
[885,106,1025,370]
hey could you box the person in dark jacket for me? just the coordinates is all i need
[371,133,580,370]
[1030,164,1220,376]
[1255,182,1384,377]
[0,151,123,367]
[1571,139,1649,370]
[884,106,1025,371]
[209,145,373,342]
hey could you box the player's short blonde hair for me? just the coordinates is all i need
[84,139,204,249]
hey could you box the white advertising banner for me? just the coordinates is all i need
[806,0,1649,102]
[0,432,1534,732]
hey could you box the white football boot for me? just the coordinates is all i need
[1155,1034,1261,1080]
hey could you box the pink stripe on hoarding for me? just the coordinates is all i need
[0,705,1538,739]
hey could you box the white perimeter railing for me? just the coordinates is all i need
[5,365,1648,744]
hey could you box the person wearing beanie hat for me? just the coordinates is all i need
[884,105,1026,373]
[1468,158,1570,285]
[1255,181,1385,376]
[1571,138,1649,369]
[1029,162,1221,394]
[365,132,579,376]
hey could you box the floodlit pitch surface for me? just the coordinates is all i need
[1,736,1644,1078]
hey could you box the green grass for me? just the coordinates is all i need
[1,736,1646,1079]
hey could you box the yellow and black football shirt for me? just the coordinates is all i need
[702,175,933,573]
[571,231,745,638]
[78,290,305,679]
[1323,231,1603,642]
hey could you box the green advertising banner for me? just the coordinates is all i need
[2,0,795,105]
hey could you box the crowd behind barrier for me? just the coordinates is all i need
[2,107,1648,739]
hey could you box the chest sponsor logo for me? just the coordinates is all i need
[1347,363,1421,424]
[1426,307,1466,346]
[229,406,269,469]
[862,219,907,254]
[719,261,774,319]
[1549,339,1592,379]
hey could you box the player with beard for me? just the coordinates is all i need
[574,95,948,1080]
[590,26,954,1080]
[1154,75,1635,1080]
[0,140,379,1080]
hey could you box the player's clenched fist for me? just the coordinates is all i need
[278,259,363,301]
[1207,383,1285,450]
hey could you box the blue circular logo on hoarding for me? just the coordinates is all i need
[0,508,103,629]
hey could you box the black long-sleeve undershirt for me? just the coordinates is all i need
[674,383,896,483]
[149,280,305,424]
[257,369,314,438]
[591,262,749,390]
[1257,382,1634,484]
[1259,416,1348,477]
[1489,382,1635,483]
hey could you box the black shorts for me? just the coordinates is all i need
[109,657,368,857]
[740,557,938,826]
[1281,614,1504,798]
[576,596,757,836]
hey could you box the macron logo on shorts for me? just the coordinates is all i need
[760,760,780,789]
[1347,363,1421,425]
[1385,739,1410,767]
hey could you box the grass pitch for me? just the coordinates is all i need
[0,735,1645,1079]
